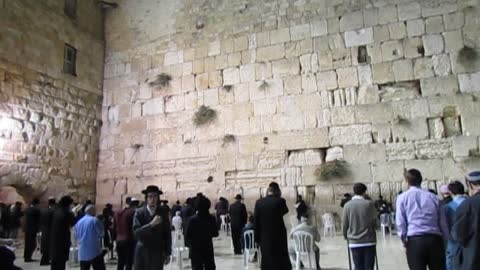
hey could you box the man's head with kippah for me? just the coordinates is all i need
[465,171,480,196]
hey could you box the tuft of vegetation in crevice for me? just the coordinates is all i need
[258,80,269,91]
[314,160,350,181]
[222,134,236,146]
[222,85,234,92]
[207,176,214,183]
[149,73,172,88]
[193,105,217,126]
[457,46,478,68]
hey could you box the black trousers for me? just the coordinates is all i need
[80,254,107,270]
[117,240,135,270]
[351,245,376,270]
[231,226,242,254]
[191,251,215,270]
[50,259,67,270]
[406,234,445,270]
[24,231,37,260]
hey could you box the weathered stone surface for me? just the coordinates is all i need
[420,76,459,97]
[452,136,478,159]
[344,28,373,47]
[329,124,372,146]
[386,143,416,161]
[344,144,386,163]
[325,146,343,162]
[415,139,451,159]
[458,72,480,93]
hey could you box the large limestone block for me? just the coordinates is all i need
[290,24,311,41]
[422,34,444,56]
[299,54,319,74]
[372,62,394,84]
[407,19,425,37]
[458,72,480,93]
[256,44,285,62]
[415,139,451,159]
[392,59,414,82]
[426,16,444,34]
[311,20,328,37]
[316,71,338,90]
[142,98,164,116]
[336,67,358,88]
[288,149,323,166]
[268,129,330,151]
[443,30,463,52]
[398,2,421,21]
[330,107,355,126]
[340,11,364,32]
[357,85,379,104]
[272,58,300,77]
[452,136,478,158]
[420,75,459,97]
[386,143,415,161]
[414,58,435,79]
[223,67,240,85]
[391,118,429,142]
[270,28,291,45]
[344,144,386,163]
[344,28,373,47]
[428,118,445,139]
[355,103,393,124]
[371,161,405,182]
[389,22,407,40]
[378,5,398,25]
[381,40,404,61]
[432,54,451,76]
[444,12,465,31]
[329,124,372,146]
[404,159,444,181]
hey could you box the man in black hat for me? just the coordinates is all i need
[23,198,41,262]
[40,197,56,265]
[229,194,247,255]
[254,182,292,270]
[50,196,75,270]
[133,185,171,270]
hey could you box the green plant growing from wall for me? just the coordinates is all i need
[193,105,217,126]
[457,46,478,68]
[222,85,234,92]
[222,134,236,146]
[314,160,350,181]
[258,80,269,91]
[149,73,172,88]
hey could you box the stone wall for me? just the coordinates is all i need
[99,0,480,218]
[0,0,104,202]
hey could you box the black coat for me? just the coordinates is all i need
[452,192,480,270]
[40,207,55,254]
[23,205,41,234]
[133,205,172,270]
[186,212,219,254]
[229,201,247,229]
[50,207,75,262]
[254,195,291,270]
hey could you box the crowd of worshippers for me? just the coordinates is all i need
[1,169,480,270]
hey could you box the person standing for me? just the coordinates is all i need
[254,182,292,270]
[8,202,23,239]
[102,203,115,260]
[171,201,182,220]
[133,185,171,270]
[23,198,41,262]
[343,183,377,270]
[50,196,75,270]
[186,195,219,270]
[442,181,468,270]
[40,197,56,265]
[114,197,138,270]
[295,195,308,222]
[172,211,182,231]
[229,194,247,255]
[396,169,446,270]
[75,205,106,270]
[452,171,480,270]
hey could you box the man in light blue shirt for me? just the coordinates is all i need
[75,205,106,270]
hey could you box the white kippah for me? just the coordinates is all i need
[466,171,480,182]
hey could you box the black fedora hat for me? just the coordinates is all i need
[142,185,163,195]
[235,194,243,200]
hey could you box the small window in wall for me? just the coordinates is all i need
[63,44,77,76]
[64,0,77,19]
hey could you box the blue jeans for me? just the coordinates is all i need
[351,246,376,270]
[446,242,459,270]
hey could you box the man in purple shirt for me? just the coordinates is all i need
[395,169,446,270]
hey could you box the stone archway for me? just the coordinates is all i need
[0,186,26,205]
[0,164,47,203]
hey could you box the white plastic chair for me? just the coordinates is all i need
[220,214,231,234]
[290,215,298,230]
[292,231,314,270]
[380,213,392,239]
[322,213,336,237]
[170,231,188,270]
[69,228,79,266]
[243,230,259,269]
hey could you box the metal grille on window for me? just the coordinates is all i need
[64,44,77,76]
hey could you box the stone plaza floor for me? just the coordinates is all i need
[16,231,409,270]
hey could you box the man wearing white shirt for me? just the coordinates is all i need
[172,211,182,231]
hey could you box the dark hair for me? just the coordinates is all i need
[428,189,437,195]
[176,200,180,204]
[31,198,40,205]
[404,169,423,186]
[125,197,132,204]
[344,193,351,197]
[48,198,56,206]
[195,196,211,212]
[248,215,255,224]
[267,182,281,196]
[59,196,74,207]
[448,181,465,195]
[353,183,367,195]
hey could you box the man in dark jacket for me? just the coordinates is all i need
[23,198,41,262]
[181,198,195,247]
[229,194,247,255]
[9,202,23,239]
[295,195,308,222]
[254,182,292,270]
[40,197,56,265]
[453,171,480,270]
[186,195,219,270]
[50,196,75,270]
[133,185,171,270]
[114,197,138,270]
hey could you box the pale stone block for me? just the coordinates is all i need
[195,45,208,59]
[195,72,209,90]
[420,75,458,97]
[426,16,444,34]
[208,41,221,56]
[458,72,480,93]
[165,95,185,112]
[299,54,319,74]
[372,62,394,84]
[358,85,380,104]
[371,161,405,182]
[223,67,240,85]
[311,20,328,37]
[256,44,285,62]
[255,62,272,80]
[414,58,435,79]
[182,74,195,92]
[285,76,302,95]
[391,118,429,141]
[208,71,223,88]
[372,123,393,144]
[329,124,373,146]
[422,3,457,18]
[318,51,333,71]
[358,65,373,86]
[364,8,378,27]
[331,107,355,125]
[301,73,318,93]
[290,24,311,41]
[317,109,331,128]
[227,52,242,67]
[327,17,340,34]
[332,48,352,68]
[336,67,358,88]
[143,98,164,116]
[256,32,270,47]
[374,25,390,42]
[329,33,345,50]
[233,83,250,103]
[304,111,318,129]
[138,84,152,100]
[355,103,393,124]
[392,59,414,81]
[398,2,421,21]
[214,55,228,70]
[407,19,425,37]
[381,40,404,61]
[314,36,330,52]
[386,143,416,161]
[453,136,478,158]
[432,54,451,76]
[378,5,398,25]
[164,51,183,65]
[404,159,444,181]
[325,146,344,162]
[367,44,383,64]
[403,37,423,58]
[241,50,256,65]
[272,58,300,77]
[185,91,197,110]
[270,28,291,45]
[182,62,193,75]
[423,34,444,56]
[443,30,464,52]
[444,12,465,31]
[240,64,255,83]
[340,11,364,31]
[254,99,276,116]
[389,22,407,40]
[316,71,338,90]
[344,144,386,163]
[344,28,374,47]
[234,36,249,52]
[428,118,445,139]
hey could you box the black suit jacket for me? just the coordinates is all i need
[229,201,247,228]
